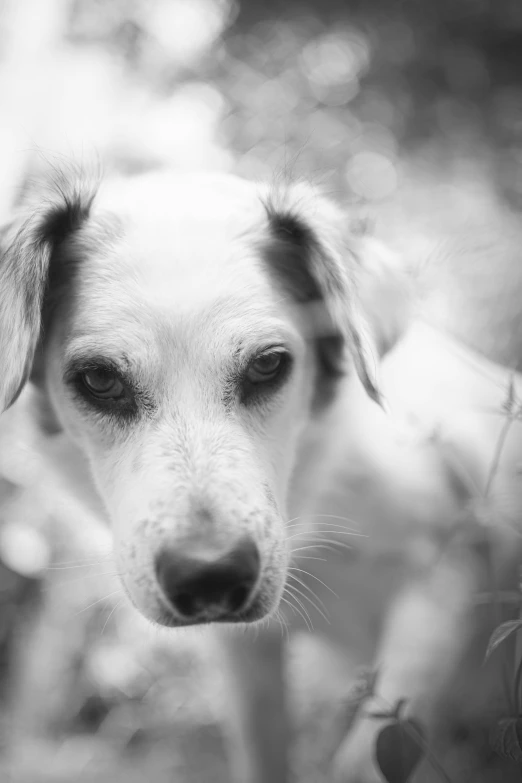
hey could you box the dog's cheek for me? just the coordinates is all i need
[255,370,316,508]
[42,377,160,615]
[42,340,88,444]
[115,542,161,621]
[98,469,163,616]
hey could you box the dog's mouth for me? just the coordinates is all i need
[153,589,273,628]
[117,522,289,629]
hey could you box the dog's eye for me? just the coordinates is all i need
[246,351,286,384]
[81,368,125,400]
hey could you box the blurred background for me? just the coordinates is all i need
[1,0,522,780]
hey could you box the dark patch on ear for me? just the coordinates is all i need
[40,188,95,246]
[264,206,347,304]
[265,210,321,297]
[31,189,97,320]
[263,198,346,409]
[0,164,100,411]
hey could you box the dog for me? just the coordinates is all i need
[1,164,521,782]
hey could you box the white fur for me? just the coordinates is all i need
[1,169,522,782]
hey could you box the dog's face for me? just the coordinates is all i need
[0,169,384,627]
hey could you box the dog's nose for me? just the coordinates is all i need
[155,536,260,622]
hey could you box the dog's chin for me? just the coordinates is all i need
[149,591,280,629]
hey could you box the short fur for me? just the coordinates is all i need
[1,166,521,783]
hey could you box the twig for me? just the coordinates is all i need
[514,655,522,716]
[483,414,516,499]
[481,377,520,715]
[405,721,454,783]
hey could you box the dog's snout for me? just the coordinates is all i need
[155,536,260,622]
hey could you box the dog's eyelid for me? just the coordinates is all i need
[254,344,290,358]
[64,354,129,379]
[241,337,295,360]
[235,343,292,377]
[238,348,294,405]
[63,356,138,403]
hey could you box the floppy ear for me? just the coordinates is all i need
[353,233,413,358]
[263,182,409,407]
[0,171,98,413]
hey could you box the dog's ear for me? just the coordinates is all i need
[0,171,98,413]
[263,183,409,406]
[353,233,412,358]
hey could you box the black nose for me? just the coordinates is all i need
[155,536,260,622]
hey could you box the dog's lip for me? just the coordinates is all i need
[153,592,274,628]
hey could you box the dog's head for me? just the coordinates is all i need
[0,167,406,627]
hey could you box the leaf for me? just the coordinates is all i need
[340,668,378,731]
[490,718,522,761]
[501,375,516,416]
[369,699,406,722]
[375,719,425,783]
[485,620,522,662]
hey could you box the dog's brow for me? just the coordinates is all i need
[64,346,133,373]
[232,324,301,356]
[64,331,150,361]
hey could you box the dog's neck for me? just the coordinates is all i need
[287,318,522,556]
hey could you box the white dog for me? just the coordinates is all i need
[1,165,521,782]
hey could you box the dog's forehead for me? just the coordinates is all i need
[97,170,267,229]
[94,171,272,304]
[63,173,299,359]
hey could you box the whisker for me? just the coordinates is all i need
[291,536,356,546]
[285,523,366,533]
[292,539,354,554]
[73,589,122,617]
[47,553,113,568]
[286,530,366,541]
[291,544,339,555]
[286,519,363,531]
[43,570,121,591]
[281,590,314,632]
[287,513,361,526]
[287,566,338,598]
[101,599,124,636]
[46,560,113,571]
[279,593,308,630]
[273,608,290,641]
[285,578,330,623]
[287,572,328,608]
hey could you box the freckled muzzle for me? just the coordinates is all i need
[154,535,261,624]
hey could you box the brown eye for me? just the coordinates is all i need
[81,368,125,400]
[246,352,285,384]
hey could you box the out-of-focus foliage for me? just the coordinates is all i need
[2,0,522,208]
[1,0,522,781]
[63,0,522,204]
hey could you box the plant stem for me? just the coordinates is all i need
[402,721,454,783]
[515,640,522,716]
[482,408,518,715]
[483,414,514,499]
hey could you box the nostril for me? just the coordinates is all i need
[154,536,260,622]
[174,591,197,618]
[228,584,249,613]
